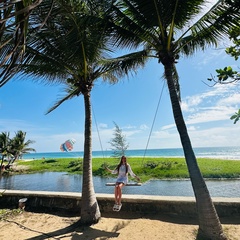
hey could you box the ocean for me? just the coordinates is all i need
[22,146,240,160]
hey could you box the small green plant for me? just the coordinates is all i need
[159,161,172,170]
[0,209,23,220]
[144,161,159,169]
[42,159,57,164]
[68,159,83,172]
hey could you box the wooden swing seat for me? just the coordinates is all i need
[105,183,142,186]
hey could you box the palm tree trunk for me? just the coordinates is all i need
[80,91,101,225]
[164,64,227,240]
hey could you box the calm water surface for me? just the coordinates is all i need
[0,172,239,198]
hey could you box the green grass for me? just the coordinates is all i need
[15,157,240,182]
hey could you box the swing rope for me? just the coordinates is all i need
[141,81,166,166]
[92,104,105,159]
[92,80,165,188]
[93,104,142,187]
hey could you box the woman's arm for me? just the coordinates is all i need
[105,166,117,174]
[128,164,141,181]
[105,166,112,173]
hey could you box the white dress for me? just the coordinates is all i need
[111,164,136,185]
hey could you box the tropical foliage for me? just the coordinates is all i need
[0,0,48,86]
[0,131,35,174]
[230,109,240,124]
[9,130,36,163]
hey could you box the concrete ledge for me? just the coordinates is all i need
[0,189,240,217]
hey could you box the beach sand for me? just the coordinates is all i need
[1,210,240,240]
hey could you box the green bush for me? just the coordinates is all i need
[67,160,83,172]
[144,161,159,169]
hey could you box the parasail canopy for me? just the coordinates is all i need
[60,139,76,152]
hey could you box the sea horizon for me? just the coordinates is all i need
[22,146,240,160]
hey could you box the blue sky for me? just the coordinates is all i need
[0,3,239,153]
[0,44,239,153]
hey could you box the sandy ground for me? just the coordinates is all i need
[1,210,240,240]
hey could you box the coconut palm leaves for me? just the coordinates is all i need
[0,130,35,173]
[9,130,35,164]
[0,0,50,86]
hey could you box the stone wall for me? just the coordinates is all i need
[1,189,240,217]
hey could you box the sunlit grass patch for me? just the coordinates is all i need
[15,157,240,182]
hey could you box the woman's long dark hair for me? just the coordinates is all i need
[116,156,128,174]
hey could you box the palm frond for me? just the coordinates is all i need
[46,86,81,114]
[0,0,47,87]
[176,0,240,55]
[98,49,150,83]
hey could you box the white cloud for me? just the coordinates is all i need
[140,124,149,130]
[187,126,197,131]
[161,124,176,131]
[188,124,240,148]
[180,83,240,126]
[181,95,203,112]
[186,106,234,124]
[98,123,108,129]
[218,93,240,106]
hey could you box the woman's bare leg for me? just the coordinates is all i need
[114,185,118,204]
[117,183,124,205]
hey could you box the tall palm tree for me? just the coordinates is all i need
[18,0,146,225]
[107,0,240,239]
[8,130,36,165]
[0,0,48,86]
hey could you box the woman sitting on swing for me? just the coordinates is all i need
[105,155,140,211]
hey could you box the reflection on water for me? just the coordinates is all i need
[0,172,239,197]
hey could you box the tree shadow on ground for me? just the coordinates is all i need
[15,218,126,240]
[101,211,240,225]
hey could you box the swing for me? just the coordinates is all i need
[105,182,142,186]
[92,82,165,187]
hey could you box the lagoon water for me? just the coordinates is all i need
[0,172,240,198]
[1,146,240,197]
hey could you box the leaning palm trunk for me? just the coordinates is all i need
[80,91,101,225]
[165,64,227,240]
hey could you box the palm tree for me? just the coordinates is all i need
[107,0,240,239]
[18,0,146,225]
[0,0,47,86]
[8,130,36,165]
[0,132,10,175]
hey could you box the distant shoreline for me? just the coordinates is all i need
[21,146,240,160]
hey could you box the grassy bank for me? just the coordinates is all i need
[14,157,240,182]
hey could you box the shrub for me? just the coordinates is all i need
[68,160,83,172]
[144,161,159,169]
